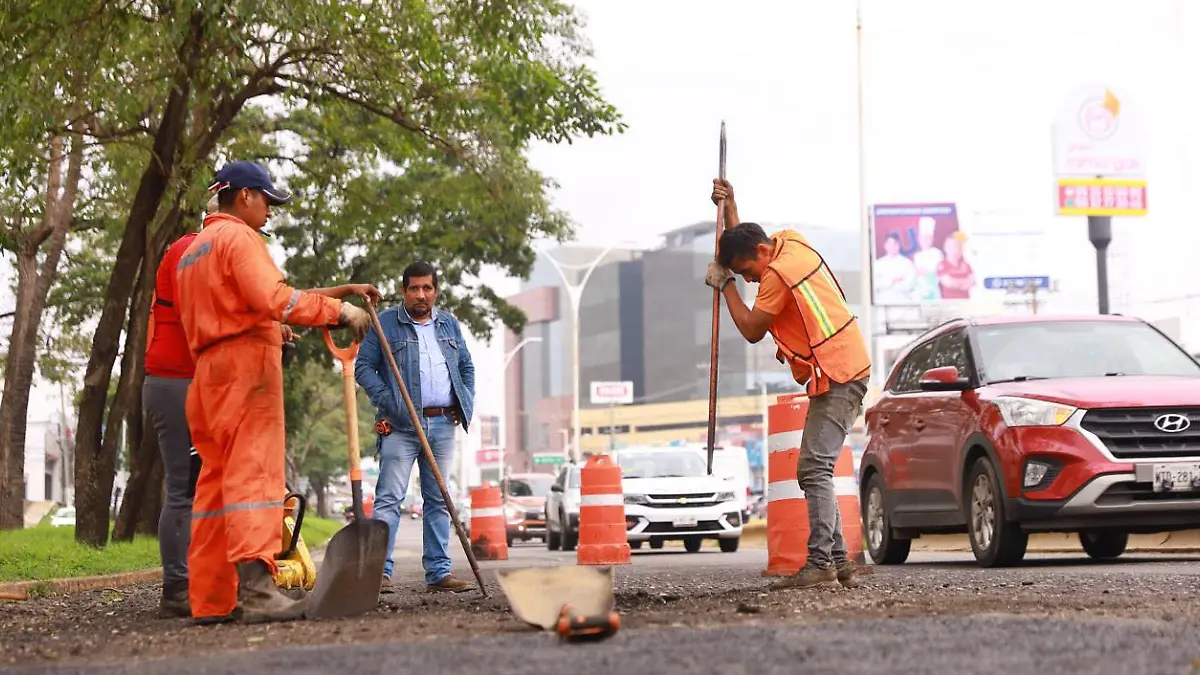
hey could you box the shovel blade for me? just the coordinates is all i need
[306,519,390,619]
[496,566,614,630]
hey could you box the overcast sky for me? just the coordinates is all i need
[9,0,1200,427]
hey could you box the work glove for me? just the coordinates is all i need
[705,261,734,290]
[339,303,371,343]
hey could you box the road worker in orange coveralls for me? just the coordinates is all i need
[176,160,380,625]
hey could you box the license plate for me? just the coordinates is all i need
[1152,463,1200,492]
[672,517,697,528]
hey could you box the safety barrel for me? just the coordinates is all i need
[577,454,631,566]
[469,482,508,561]
[762,393,864,577]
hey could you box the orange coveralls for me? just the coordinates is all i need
[175,212,344,621]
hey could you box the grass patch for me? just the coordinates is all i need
[299,516,343,549]
[0,513,346,584]
[0,525,161,583]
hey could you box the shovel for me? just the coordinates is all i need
[306,327,391,619]
[365,301,488,598]
[496,566,619,641]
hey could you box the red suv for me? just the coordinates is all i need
[860,314,1200,567]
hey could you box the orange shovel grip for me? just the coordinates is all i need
[321,325,360,364]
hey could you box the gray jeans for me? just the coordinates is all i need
[797,377,868,569]
[143,375,195,589]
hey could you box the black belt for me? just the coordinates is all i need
[422,407,455,418]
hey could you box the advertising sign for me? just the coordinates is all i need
[476,448,500,466]
[1056,177,1148,216]
[870,203,972,305]
[1052,85,1146,178]
[589,381,634,405]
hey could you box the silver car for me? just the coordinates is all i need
[544,463,581,551]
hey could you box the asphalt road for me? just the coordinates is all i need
[10,525,1200,675]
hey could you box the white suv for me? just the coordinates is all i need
[614,446,743,553]
[544,463,581,551]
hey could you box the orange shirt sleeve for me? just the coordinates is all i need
[224,226,343,326]
[753,268,790,316]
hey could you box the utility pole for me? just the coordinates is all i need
[854,0,875,379]
[1089,215,1111,314]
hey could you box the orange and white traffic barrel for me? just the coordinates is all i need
[762,394,810,577]
[469,482,508,561]
[576,454,631,566]
[761,393,866,575]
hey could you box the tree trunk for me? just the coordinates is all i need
[0,135,84,530]
[312,477,329,519]
[72,74,194,547]
[136,447,165,536]
[72,7,265,545]
[112,209,185,542]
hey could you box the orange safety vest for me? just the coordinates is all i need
[765,230,871,396]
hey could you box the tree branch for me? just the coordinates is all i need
[273,73,466,161]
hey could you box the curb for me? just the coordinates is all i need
[0,541,335,602]
[0,568,163,602]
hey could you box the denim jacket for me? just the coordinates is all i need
[354,306,475,439]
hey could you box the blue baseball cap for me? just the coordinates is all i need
[207,161,292,206]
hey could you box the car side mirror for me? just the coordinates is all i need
[918,366,971,392]
[550,484,563,492]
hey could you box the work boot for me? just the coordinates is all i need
[380,576,397,594]
[835,560,861,589]
[767,563,837,591]
[236,560,308,624]
[158,581,191,619]
[427,574,474,593]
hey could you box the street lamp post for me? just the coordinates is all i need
[536,243,633,463]
[855,0,875,383]
[498,336,542,488]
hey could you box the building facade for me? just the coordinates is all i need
[502,222,863,474]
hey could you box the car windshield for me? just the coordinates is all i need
[507,477,553,498]
[973,321,1200,383]
[617,451,707,479]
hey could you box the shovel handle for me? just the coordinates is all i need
[323,327,365,513]
[365,302,489,598]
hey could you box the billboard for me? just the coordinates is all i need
[870,203,972,305]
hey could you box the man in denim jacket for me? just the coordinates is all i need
[354,261,475,592]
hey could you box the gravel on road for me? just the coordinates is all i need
[4,557,1200,671]
[12,615,1200,675]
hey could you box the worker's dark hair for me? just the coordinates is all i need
[717,222,771,268]
[886,232,900,241]
[403,261,438,289]
[216,187,239,208]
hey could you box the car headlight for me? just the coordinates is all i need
[504,505,522,520]
[624,494,649,506]
[716,491,736,502]
[992,396,1076,427]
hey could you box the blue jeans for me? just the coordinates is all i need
[371,414,456,583]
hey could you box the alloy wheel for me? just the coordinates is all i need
[970,474,995,551]
[867,486,886,552]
